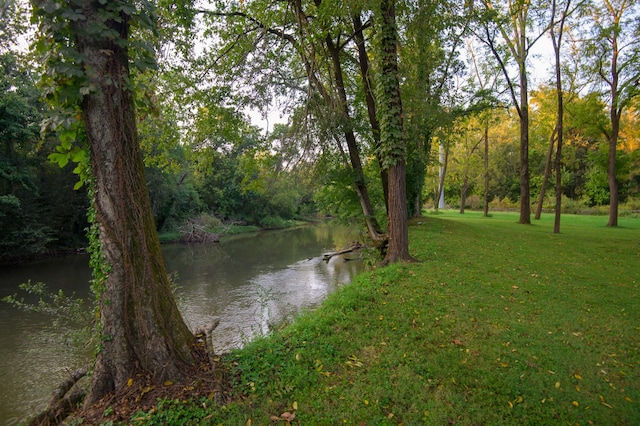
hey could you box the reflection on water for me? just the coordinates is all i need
[0,223,362,424]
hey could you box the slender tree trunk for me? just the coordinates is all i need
[460,175,469,214]
[518,59,531,224]
[607,38,620,227]
[377,0,413,264]
[483,120,490,217]
[353,13,389,213]
[607,112,620,227]
[325,34,386,246]
[554,109,563,233]
[291,0,385,246]
[435,143,449,211]
[482,0,532,224]
[534,126,557,219]
[552,0,570,234]
[74,3,195,406]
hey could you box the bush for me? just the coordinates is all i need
[259,215,293,229]
[488,196,518,210]
[560,196,589,214]
[465,195,483,210]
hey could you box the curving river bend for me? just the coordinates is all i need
[0,223,363,425]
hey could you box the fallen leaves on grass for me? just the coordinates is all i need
[599,395,613,408]
[270,411,296,422]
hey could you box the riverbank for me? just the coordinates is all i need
[81,212,640,424]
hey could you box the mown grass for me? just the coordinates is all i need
[133,211,640,425]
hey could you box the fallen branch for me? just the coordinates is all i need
[322,242,363,262]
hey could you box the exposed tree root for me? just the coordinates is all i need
[27,331,230,426]
[29,367,88,426]
[194,318,221,369]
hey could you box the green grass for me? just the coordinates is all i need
[134,211,640,425]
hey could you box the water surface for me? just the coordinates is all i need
[0,223,362,424]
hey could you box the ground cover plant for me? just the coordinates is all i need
[121,211,639,425]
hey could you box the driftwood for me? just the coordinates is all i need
[179,223,220,243]
[322,242,363,262]
[29,366,88,426]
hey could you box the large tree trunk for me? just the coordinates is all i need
[377,0,413,264]
[385,160,411,264]
[74,3,195,406]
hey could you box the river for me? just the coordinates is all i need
[0,223,363,425]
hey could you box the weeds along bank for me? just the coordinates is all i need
[123,212,639,425]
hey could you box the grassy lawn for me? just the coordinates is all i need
[135,211,640,425]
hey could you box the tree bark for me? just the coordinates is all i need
[607,108,620,227]
[607,30,620,227]
[377,0,413,264]
[435,143,449,211]
[384,159,411,264]
[551,0,571,234]
[73,2,195,406]
[518,49,531,224]
[460,174,469,214]
[483,119,490,217]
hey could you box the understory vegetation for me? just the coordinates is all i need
[106,212,639,425]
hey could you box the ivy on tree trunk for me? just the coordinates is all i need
[376,0,414,264]
[32,0,197,407]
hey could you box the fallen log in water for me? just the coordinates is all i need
[322,242,363,263]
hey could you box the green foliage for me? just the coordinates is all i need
[2,280,87,324]
[584,164,610,206]
[313,155,386,228]
[2,279,94,347]
[131,398,217,425]
[85,182,111,302]
[0,52,90,260]
[584,142,633,206]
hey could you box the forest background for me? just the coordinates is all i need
[1,0,639,265]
